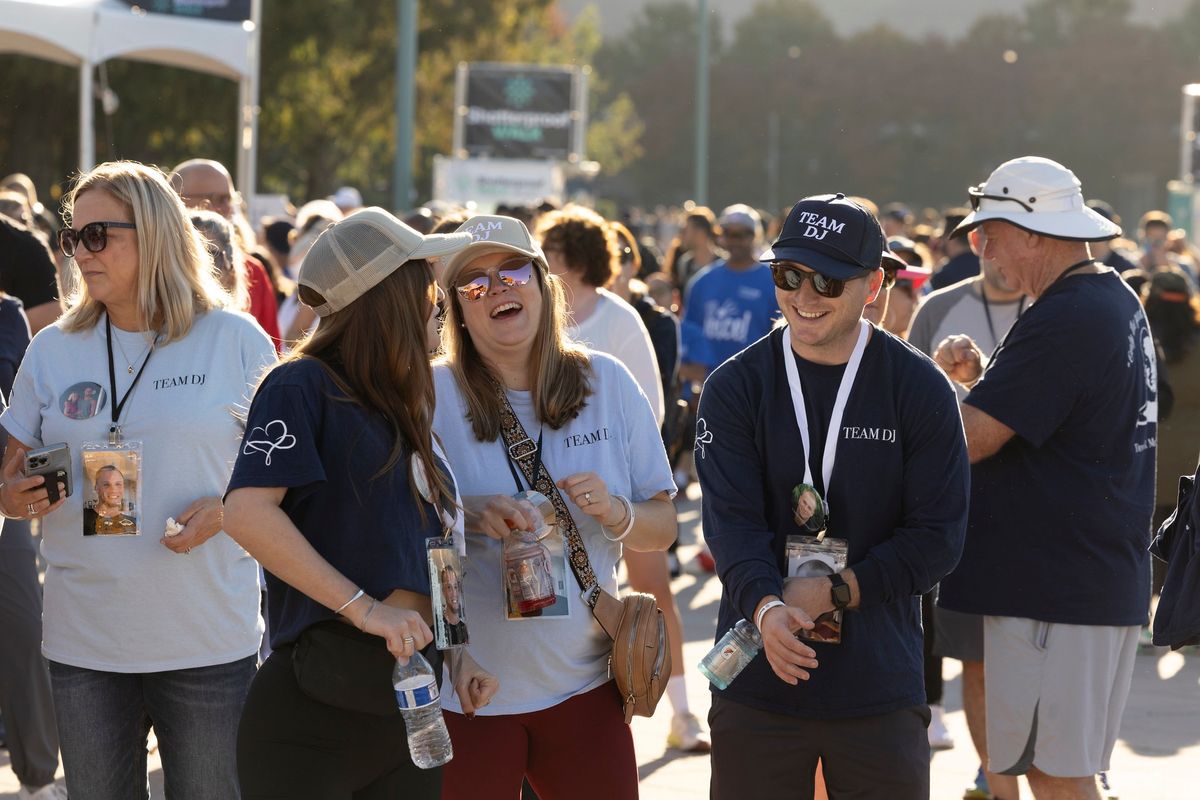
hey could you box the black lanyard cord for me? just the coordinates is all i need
[105,314,158,437]
[980,287,1027,351]
[986,259,1096,370]
[503,429,544,494]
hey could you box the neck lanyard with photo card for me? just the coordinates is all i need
[780,320,868,645]
[79,315,157,538]
[781,318,870,529]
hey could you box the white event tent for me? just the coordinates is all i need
[0,0,262,196]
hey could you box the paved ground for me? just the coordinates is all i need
[4,483,1197,798]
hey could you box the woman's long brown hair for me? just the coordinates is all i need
[287,259,452,518]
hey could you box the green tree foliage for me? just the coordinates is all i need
[0,0,628,208]
[591,0,1199,215]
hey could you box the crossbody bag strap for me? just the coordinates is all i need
[491,379,604,607]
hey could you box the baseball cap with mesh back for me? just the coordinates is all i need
[298,207,472,317]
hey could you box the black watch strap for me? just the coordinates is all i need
[829,572,851,610]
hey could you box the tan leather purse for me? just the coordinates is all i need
[494,381,672,723]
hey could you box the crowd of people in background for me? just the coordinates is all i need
[0,154,1194,800]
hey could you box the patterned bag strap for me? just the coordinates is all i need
[491,379,603,607]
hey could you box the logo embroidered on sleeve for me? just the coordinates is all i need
[243,419,297,466]
[694,417,714,459]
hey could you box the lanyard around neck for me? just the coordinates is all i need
[781,320,871,498]
[503,429,544,495]
[105,315,158,442]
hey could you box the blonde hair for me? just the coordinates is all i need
[60,161,230,343]
[439,248,591,442]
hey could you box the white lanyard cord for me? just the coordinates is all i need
[781,320,871,499]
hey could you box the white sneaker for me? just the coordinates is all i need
[666,711,711,753]
[19,783,68,800]
[1098,771,1119,799]
[928,704,955,750]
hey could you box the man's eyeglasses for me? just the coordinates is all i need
[455,260,534,302]
[769,263,851,298]
[58,221,137,257]
[968,185,1034,213]
[182,191,237,209]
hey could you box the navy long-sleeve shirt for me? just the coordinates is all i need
[695,325,969,718]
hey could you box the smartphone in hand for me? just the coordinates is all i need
[24,443,72,503]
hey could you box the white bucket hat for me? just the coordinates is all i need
[954,156,1121,242]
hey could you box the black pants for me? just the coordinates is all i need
[709,696,931,800]
[237,641,442,799]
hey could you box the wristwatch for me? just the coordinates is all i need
[829,573,851,610]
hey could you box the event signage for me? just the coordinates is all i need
[455,63,585,161]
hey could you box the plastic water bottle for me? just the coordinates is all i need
[393,652,453,769]
[697,619,762,690]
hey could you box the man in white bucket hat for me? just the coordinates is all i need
[933,156,1155,800]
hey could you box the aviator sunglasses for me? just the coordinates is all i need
[454,259,535,302]
[769,263,852,298]
[58,221,137,257]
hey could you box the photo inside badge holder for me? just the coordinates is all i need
[431,546,467,627]
[505,531,570,620]
[791,482,827,533]
[81,449,141,517]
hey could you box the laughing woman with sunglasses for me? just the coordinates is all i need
[0,161,276,799]
[433,215,677,800]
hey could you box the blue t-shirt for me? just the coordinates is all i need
[226,357,448,648]
[0,296,30,398]
[696,326,969,719]
[940,270,1156,626]
[682,261,779,371]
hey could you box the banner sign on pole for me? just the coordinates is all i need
[455,63,585,162]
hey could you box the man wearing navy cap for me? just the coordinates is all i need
[697,193,970,799]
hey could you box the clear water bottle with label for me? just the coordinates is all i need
[697,619,763,690]
[393,652,453,769]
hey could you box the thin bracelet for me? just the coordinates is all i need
[601,495,635,542]
[358,598,378,631]
[334,589,364,616]
[756,599,787,631]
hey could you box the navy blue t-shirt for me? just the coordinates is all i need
[939,270,1156,626]
[696,326,969,719]
[226,357,447,648]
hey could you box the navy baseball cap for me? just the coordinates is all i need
[761,193,905,280]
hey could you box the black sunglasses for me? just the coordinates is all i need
[770,263,851,298]
[59,221,137,257]
[968,185,1035,213]
[881,266,897,290]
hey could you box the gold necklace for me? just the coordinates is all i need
[112,330,152,375]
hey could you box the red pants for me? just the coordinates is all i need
[441,681,638,800]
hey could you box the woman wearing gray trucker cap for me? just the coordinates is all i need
[225,208,498,797]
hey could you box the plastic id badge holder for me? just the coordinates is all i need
[79,440,144,537]
[786,534,848,643]
[503,491,570,621]
[428,537,470,649]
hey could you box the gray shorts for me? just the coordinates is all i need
[984,616,1138,778]
[933,606,984,662]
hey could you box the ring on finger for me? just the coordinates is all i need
[584,491,592,504]
[27,502,36,516]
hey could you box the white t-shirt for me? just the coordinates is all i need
[570,288,665,426]
[1,309,276,672]
[432,354,675,715]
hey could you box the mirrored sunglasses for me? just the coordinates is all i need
[58,221,137,257]
[770,263,849,298]
[455,260,535,302]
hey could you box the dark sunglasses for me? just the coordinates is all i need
[455,260,535,302]
[770,263,850,298]
[58,221,137,257]
[881,267,897,290]
[968,185,1034,213]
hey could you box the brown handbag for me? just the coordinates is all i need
[493,381,672,723]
